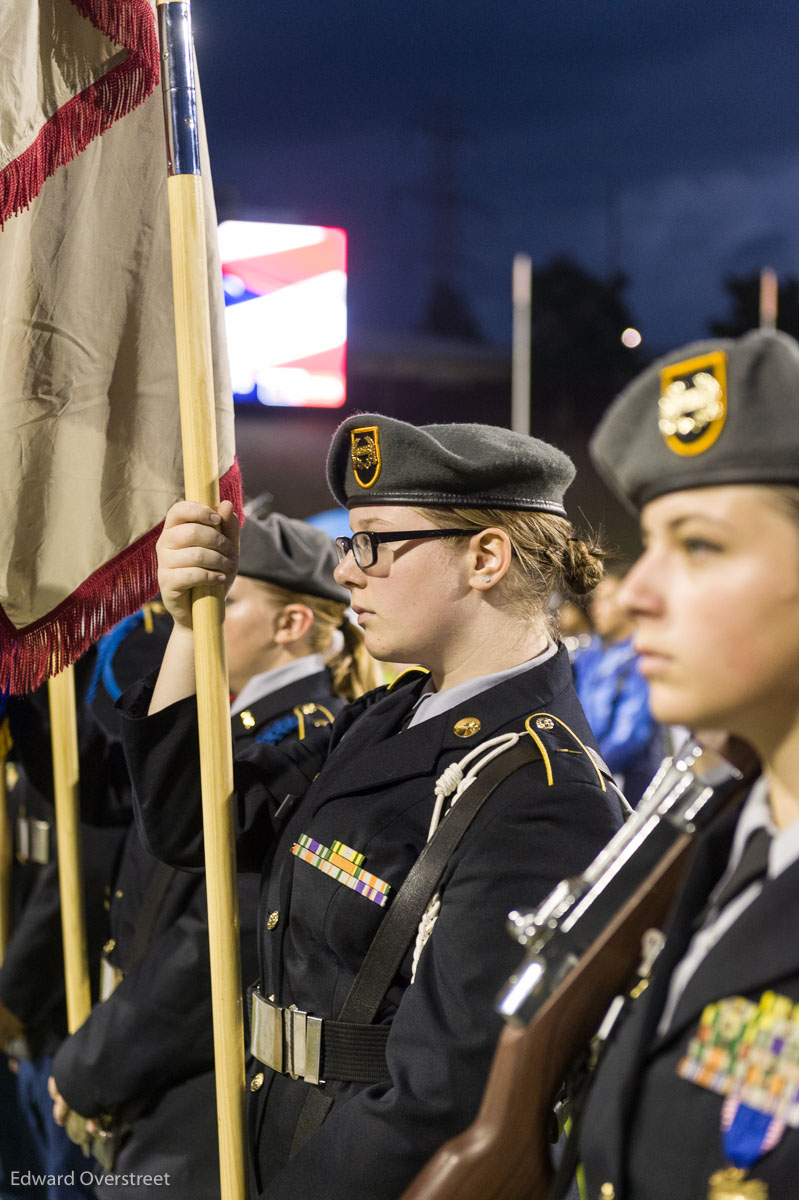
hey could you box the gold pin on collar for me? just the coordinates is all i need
[454,717,481,738]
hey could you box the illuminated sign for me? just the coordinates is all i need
[219,220,347,408]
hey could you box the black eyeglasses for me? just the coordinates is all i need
[335,528,474,570]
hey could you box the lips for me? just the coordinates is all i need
[635,645,672,674]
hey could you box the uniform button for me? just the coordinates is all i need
[250,1072,264,1092]
[266,910,280,931]
[103,938,116,955]
[600,1185,615,1199]
[114,889,124,899]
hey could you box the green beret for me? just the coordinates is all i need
[238,512,348,604]
[326,413,575,514]
[590,328,799,513]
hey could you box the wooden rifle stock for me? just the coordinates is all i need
[401,738,757,1200]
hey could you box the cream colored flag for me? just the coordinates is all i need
[0,0,239,692]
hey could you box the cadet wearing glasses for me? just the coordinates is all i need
[117,414,623,1200]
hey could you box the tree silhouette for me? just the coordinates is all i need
[529,256,644,436]
[709,273,799,339]
[420,277,484,342]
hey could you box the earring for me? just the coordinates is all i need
[482,576,491,584]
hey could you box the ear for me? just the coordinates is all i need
[273,603,315,645]
[467,528,513,591]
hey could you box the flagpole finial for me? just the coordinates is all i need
[158,1,200,177]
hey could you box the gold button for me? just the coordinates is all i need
[103,938,116,955]
[600,1185,615,1199]
[250,1072,264,1092]
[266,910,280,931]
[240,710,255,729]
[536,716,555,731]
[454,717,481,738]
[114,889,124,899]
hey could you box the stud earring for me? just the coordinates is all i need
[482,576,491,584]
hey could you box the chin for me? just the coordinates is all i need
[649,687,713,731]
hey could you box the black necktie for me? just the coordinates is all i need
[711,826,772,912]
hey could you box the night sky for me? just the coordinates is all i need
[194,0,799,355]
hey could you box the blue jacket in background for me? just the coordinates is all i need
[572,635,664,805]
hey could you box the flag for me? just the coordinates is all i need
[0,0,240,693]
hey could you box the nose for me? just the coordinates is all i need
[333,549,364,589]
[616,552,662,620]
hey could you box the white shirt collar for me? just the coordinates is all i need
[405,642,558,729]
[231,654,327,715]
[729,774,799,881]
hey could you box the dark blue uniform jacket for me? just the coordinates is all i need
[120,645,622,1199]
[580,795,799,1200]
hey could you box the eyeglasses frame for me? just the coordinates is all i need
[334,527,475,570]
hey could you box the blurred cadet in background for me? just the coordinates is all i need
[555,592,595,661]
[572,561,665,806]
[0,642,134,1200]
[49,513,378,1200]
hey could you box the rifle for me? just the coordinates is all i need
[400,738,753,1200]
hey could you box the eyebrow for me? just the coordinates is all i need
[642,511,734,538]
[351,517,396,532]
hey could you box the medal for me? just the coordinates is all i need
[708,1166,768,1199]
[679,992,799,1199]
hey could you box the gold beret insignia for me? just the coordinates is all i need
[350,426,382,488]
[658,350,727,457]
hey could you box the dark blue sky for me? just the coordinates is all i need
[195,0,799,352]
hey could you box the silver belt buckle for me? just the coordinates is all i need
[250,990,324,1085]
[30,819,51,865]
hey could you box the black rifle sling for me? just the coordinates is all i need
[290,736,543,1155]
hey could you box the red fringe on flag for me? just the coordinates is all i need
[0,461,244,695]
[0,0,159,228]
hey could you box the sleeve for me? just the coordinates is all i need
[596,662,659,776]
[52,888,213,1115]
[261,775,621,1199]
[0,822,124,1032]
[0,862,65,1027]
[119,675,335,874]
[6,686,133,828]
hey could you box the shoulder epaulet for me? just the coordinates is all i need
[293,701,336,740]
[523,711,610,791]
[386,666,430,692]
[251,702,337,746]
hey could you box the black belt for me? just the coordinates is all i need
[250,988,390,1085]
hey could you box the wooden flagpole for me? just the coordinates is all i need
[157,4,247,1198]
[48,665,92,1029]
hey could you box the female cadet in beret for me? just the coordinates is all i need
[118,414,623,1199]
[225,510,381,731]
[573,328,799,1200]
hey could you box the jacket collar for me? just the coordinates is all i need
[311,645,579,809]
[231,669,339,743]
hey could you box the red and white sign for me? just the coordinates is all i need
[219,220,347,408]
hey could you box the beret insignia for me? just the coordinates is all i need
[350,426,382,489]
[658,350,727,457]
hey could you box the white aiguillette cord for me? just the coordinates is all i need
[411,733,522,982]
